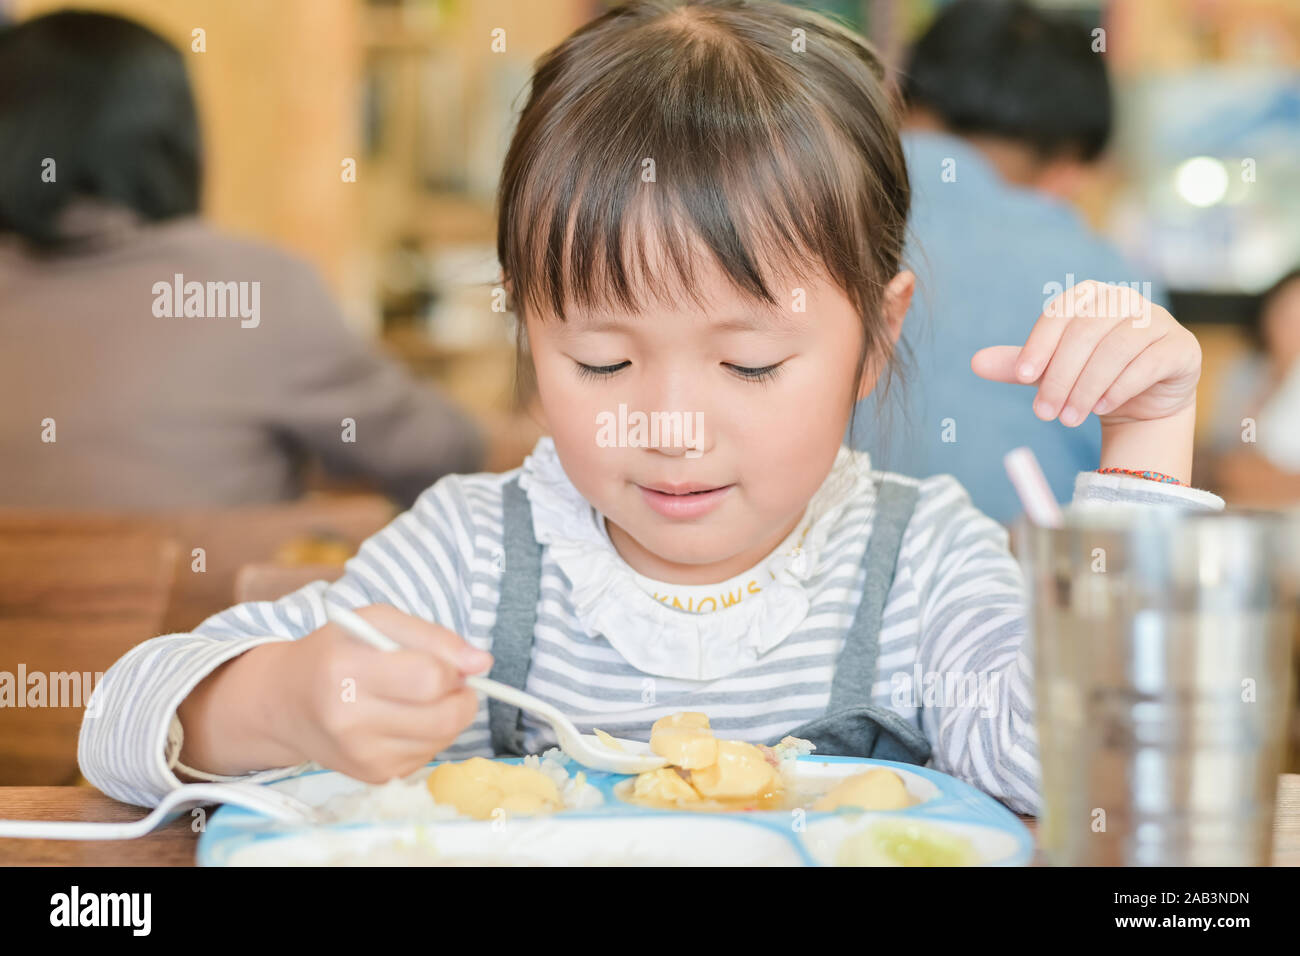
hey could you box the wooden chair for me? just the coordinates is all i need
[0,520,178,785]
[0,494,391,784]
[155,494,394,633]
[0,494,393,633]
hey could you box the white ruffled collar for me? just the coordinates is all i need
[516,437,875,680]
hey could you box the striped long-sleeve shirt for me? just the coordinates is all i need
[78,440,1224,815]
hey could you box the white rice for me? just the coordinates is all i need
[316,777,462,824]
[772,735,816,761]
[522,748,606,812]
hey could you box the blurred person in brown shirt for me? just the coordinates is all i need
[0,11,519,511]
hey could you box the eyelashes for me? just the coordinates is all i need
[727,363,784,384]
[574,361,785,384]
[574,361,631,382]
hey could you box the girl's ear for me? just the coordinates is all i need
[856,270,916,403]
[882,270,915,344]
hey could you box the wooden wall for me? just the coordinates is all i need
[17,0,363,302]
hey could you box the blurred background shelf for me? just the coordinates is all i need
[10,0,1300,428]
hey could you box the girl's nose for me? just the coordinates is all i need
[651,415,707,458]
[634,387,710,458]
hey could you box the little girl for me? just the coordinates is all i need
[80,0,1219,817]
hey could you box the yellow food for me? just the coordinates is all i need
[813,768,912,811]
[653,711,710,732]
[274,534,354,566]
[689,740,782,800]
[592,728,624,752]
[649,712,718,769]
[632,766,702,803]
[425,757,562,820]
[622,711,784,809]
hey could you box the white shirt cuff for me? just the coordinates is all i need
[157,634,318,787]
[166,714,315,784]
[1073,471,1225,511]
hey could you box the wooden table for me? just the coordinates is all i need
[3,775,1298,866]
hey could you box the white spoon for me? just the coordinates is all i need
[323,601,668,775]
[0,780,317,840]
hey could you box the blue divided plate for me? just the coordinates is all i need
[198,754,1034,866]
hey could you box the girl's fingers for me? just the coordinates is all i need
[361,647,466,704]
[1030,307,1127,422]
[970,345,1023,383]
[355,604,493,674]
[1059,323,1169,426]
[1014,281,1101,384]
[337,737,448,783]
[971,282,1182,424]
[370,686,482,743]
[1092,338,1179,414]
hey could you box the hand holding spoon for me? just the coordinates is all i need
[323,601,667,775]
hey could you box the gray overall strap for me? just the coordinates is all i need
[824,476,920,712]
[486,474,543,756]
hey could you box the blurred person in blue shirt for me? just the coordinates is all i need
[850,0,1167,524]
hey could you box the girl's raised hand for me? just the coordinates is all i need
[969,280,1201,428]
[269,604,493,783]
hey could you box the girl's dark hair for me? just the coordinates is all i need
[497,0,911,430]
[0,10,201,248]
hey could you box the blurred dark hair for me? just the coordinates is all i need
[902,0,1111,162]
[499,0,910,434]
[0,10,201,248]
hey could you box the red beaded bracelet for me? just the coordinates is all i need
[1096,467,1182,485]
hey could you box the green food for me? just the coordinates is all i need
[835,820,978,867]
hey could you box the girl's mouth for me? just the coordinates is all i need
[636,483,734,519]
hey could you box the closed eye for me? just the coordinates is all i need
[574,360,630,382]
[725,362,784,383]
[574,360,785,384]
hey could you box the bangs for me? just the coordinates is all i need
[497,1,909,326]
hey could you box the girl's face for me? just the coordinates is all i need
[526,253,913,585]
